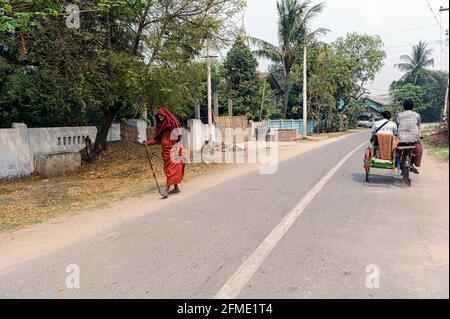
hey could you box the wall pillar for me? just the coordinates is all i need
[12,123,32,176]
[127,119,148,143]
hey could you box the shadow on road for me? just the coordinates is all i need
[351,173,409,189]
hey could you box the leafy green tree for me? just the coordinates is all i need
[299,42,337,122]
[249,0,328,117]
[144,62,207,122]
[389,70,448,122]
[288,34,384,131]
[391,83,426,110]
[0,0,245,161]
[395,41,435,85]
[388,83,426,119]
[343,100,365,129]
[421,70,448,122]
[257,77,283,120]
[333,33,386,108]
[222,38,261,120]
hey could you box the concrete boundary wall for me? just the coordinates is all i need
[0,123,130,180]
[0,124,32,179]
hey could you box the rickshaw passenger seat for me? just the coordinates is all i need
[375,133,399,161]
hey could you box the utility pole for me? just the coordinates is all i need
[204,41,218,126]
[259,79,267,122]
[302,44,308,137]
[443,78,449,123]
[207,43,213,125]
[439,6,449,126]
[439,6,449,70]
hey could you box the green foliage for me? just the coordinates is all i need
[0,1,60,32]
[389,70,448,122]
[222,38,262,120]
[290,33,385,132]
[257,29,385,130]
[0,0,244,130]
[250,0,328,117]
[0,0,245,162]
[395,41,435,85]
[332,33,385,106]
[0,1,144,128]
[343,100,365,129]
[301,42,337,121]
[258,78,283,120]
[391,83,426,110]
[145,62,207,122]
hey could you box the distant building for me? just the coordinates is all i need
[362,95,393,118]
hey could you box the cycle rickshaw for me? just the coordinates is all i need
[364,134,417,187]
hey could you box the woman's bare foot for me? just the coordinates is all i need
[169,185,181,194]
[161,187,170,199]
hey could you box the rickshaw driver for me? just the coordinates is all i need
[395,99,423,174]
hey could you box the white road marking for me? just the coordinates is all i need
[214,140,369,299]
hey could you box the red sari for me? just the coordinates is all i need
[147,109,185,186]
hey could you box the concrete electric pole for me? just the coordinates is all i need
[439,6,449,125]
[204,41,218,126]
[302,43,308,137]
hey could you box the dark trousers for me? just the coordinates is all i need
[412,141,423,167]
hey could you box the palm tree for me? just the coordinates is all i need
[395,41,435,85]
[249,0,328,117]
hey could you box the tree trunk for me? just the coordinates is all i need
[132,23,145,56]
[283,89,289,119]
[88,107,115,162]
[213,91,219,118]
[195,102,201,120]
[228,97,233,116]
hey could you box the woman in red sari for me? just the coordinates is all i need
[143,108,185,198]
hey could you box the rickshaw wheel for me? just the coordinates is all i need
[365,168,370,182]
[402,153,412,187]
[403,167,411,187]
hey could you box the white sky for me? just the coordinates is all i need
[242,0,449,96]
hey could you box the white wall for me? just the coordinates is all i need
[107,123,121,142]
[28,126,98,172]
[0,125,32,179]
[0,123,122,179]
[127,119,147,143]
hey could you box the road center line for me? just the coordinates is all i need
[214,140,369,299]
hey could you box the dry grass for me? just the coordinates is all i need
[422,125,449,162]
[0,141,221,232]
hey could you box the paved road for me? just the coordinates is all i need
[0,131,448,298]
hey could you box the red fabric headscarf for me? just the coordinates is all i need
[153,108,182,143]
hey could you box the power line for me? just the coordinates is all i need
[384,40,442,50]
[425,0,444,32]
[380,24,437,36]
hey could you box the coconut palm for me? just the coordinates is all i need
[249,0,328,117]
[395,41,435,85]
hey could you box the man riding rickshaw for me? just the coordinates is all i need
[364,99,423,186]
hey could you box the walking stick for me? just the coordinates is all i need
[144,145,162,195]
